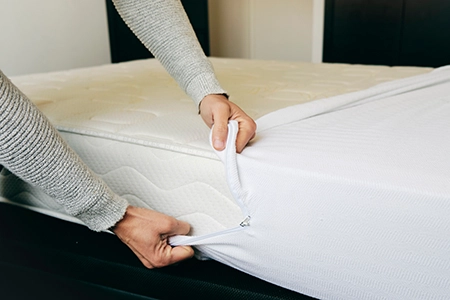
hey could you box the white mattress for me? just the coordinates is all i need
[1,58,441,298]
[1,58,430,236]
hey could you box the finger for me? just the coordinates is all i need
[165,219,191,237]
[211,108,230,151]
[168,245,195,265]
[150,242,194,268]
[235,117,257,153]
[127,242,155,269]
[236,127,256,153]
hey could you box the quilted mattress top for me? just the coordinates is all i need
[11,58,431,158]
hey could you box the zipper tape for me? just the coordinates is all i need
[169,120,251,246]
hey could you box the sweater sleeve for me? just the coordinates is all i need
[111,0,227,107]
[0,70,128,232]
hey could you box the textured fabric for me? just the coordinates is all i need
[0,58,431,237]
[0,0,226,231]
[0,70,128,231]
[171,66,450,299]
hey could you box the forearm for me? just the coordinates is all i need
[112,0,226,106]
[0,70,127,231]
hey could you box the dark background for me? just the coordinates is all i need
[323,0,450,67]
[106,0,450,68]
[105,0,210,63]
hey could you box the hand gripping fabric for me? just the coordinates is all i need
[171,66,450,300]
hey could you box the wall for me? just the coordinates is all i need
[208,0,252,58]
[0,0,325,77]
[0,0,111,76]
[208,0,324,63]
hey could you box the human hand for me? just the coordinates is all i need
[199,94,257,153]
[112,206,194,268]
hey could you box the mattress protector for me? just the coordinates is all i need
[1,58,444,299]
[174,65,450,299]
[1,58,430,237]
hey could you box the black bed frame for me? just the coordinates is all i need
[0,203,312,300]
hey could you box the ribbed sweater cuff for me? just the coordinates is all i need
[186,72,228,107]
[76,193,128,232]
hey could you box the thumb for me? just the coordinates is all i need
[168,245,195,264]
[211,110,229,151]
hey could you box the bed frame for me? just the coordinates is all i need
[0,203,312,299]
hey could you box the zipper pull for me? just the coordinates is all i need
[240,216,251,227]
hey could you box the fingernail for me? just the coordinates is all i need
[213,139,224,149]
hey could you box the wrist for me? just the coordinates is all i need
[199,93,229,114]
[110,205,133,234]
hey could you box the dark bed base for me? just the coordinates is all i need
[0,203,313,300]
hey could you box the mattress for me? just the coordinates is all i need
[1,58,430,236]
[0,58,440,298]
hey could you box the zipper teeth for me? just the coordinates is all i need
[170,121,251,247]
[225,120,250,217]
[170,224,246,246]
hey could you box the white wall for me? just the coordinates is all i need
[0,0,325,77]
[0,0,111,76]
[208,0,252,59]
[208,0,324,63]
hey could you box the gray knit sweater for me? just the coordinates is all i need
[0,0,226,231]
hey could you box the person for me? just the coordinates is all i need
[0,0,256,269]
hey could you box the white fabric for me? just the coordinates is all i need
[1,58,430,237]
[171,66,450,299]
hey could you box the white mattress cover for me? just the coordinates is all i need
[172,66,450,300]
[2,58,444,299]
[1,58,430,236]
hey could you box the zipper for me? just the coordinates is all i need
[170,215,250,246]
[170,121,251,247]
[240,215,251,227]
